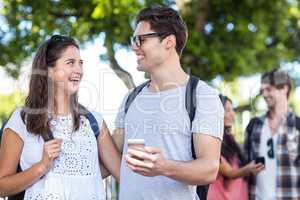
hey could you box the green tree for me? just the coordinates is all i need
[1,0,300,86]
[0,0,170,89]
[179,0,300,81]
[0,91,25,126]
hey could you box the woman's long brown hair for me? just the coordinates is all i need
[21,35,81,140]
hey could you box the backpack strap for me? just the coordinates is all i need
[125,80,151,114]
[296,116,300,132]
[84,111,100,138]
[185,75,199,159]
[78,105,100,138]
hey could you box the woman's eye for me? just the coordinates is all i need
[67,61,74,65]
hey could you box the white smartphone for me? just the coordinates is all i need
[127,139,145,160]
[127,139,145,147]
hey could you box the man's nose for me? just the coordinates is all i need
[262,91,269,99]
[131,42,139,51]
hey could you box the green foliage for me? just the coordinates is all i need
[1,0,300,82]
[181,0,300,81]
[0,0,170,78]
[0,91,25,126]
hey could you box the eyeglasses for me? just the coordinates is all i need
[130,32,168,47]
[267,138,274,159]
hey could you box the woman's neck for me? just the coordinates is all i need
[52,90,72,116]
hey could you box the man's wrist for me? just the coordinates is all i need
[161,159,175,177]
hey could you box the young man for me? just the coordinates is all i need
[244,69,300,200]
[113,5,224,200]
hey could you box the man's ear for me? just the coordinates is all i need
[164,34,176,50]
[283,85,289,96]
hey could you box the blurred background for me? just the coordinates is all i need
[0,0,300,199]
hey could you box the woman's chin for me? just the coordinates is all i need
[67,87,79,95]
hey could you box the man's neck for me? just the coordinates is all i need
[148,58,188,92]
[268,100,288,120]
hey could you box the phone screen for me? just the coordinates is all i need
[255,157,265,165]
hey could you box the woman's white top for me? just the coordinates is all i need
[4,107,105,200]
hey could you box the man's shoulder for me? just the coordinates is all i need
[246,115,265,132]
[251,115,265,123]
[195,79,219,97]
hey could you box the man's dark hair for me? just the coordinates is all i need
[136,5,188,57]
[261,68,292,98]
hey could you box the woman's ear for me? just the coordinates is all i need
[48,67,54,79]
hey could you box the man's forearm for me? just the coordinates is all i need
[162,158,219,185]
[112,128,124,154]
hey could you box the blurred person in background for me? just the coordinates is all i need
[207,95,264,200]
[244,69,300,200]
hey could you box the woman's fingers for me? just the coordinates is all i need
[43,139,62,162]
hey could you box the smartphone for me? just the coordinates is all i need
[127,139,145,160]
[255,157,265,165]
[127,139,145,149]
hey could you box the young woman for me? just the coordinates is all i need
[0,35,121,200]
[207,95,264,200]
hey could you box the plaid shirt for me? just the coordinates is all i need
[244,111,300,200]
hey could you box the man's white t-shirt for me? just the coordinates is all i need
[255,119,279,200]
[115,79,224,200]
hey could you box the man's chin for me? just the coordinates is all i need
[137,65,146,72]
[267,104,275,110]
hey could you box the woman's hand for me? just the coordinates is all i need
[244,160,265,175]
[38,139,62,174]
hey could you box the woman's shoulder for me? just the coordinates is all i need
[82,108,104,127]
[7,107,24,123]
[3,107,28,141]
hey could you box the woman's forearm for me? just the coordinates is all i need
[220,165,249,179]
[0,162,46,197]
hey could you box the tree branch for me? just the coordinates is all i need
[195,0,209,32]
[104,36,135,89]
[49,11,82,18]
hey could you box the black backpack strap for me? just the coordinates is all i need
[7,191,25,200]
[125,80,151,114]
[0,120,8,144]
[185,75,199,159]
[295,116,300,132]
[78,105,100,138]
[185,76,209,200]
[85,111,100,138]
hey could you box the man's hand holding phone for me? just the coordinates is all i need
[125,139,168,177]
[127,139,146,160]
